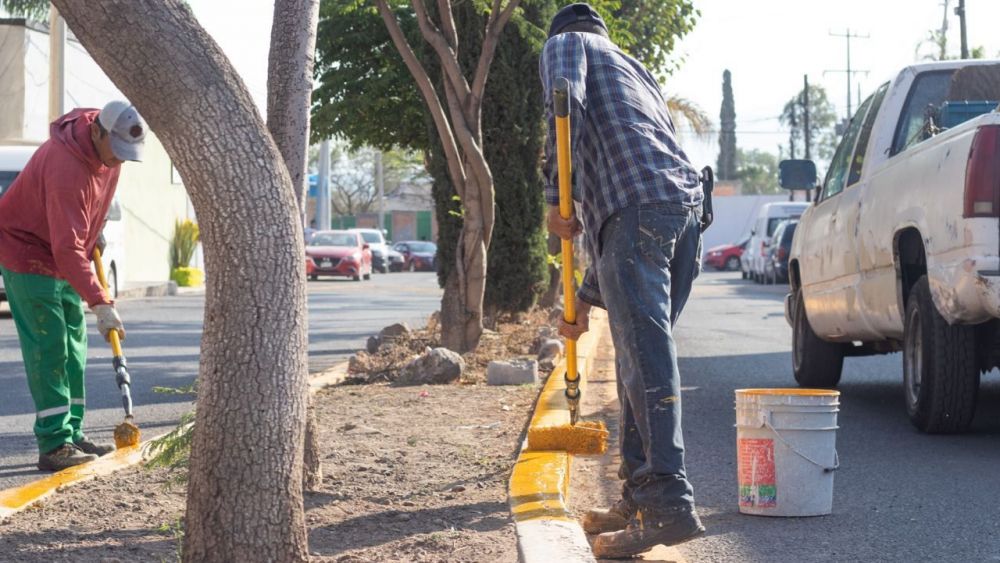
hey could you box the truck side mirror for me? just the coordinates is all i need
[779,159,818,191]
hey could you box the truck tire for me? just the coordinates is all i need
[903,276,979,433]
[792,289,844,388]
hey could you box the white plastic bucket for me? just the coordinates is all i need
[735,388,840,517]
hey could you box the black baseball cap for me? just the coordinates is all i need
[548,3,608,38]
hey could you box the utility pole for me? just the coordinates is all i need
[956,0,969,59]
[826,29,870,121]
[803,75,812,203]
[317,139,332,230]
[48,7,66,121]
[375,151,385,233]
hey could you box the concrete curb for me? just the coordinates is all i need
[0,360,350,523]
[510,310,607,563]
[117,281,177,300]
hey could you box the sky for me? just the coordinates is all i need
[185,0,1000,170]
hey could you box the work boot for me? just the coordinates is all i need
[591,507,705,559]
[582,497,635,534]
[75,436,115,457]
[37,443,98,472]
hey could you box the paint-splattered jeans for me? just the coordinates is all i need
[596,202,701,514]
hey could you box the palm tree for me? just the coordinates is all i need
[0,1,47,19]
[667,95,713,142]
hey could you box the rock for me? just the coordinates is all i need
[366,335,382,354]
[537,338,564,374]
[487,359,539,386]
[450,485,466,493]
[397,347,464,385]
[380,322,411,340]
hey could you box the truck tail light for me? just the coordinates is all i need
[964,125,1000,218]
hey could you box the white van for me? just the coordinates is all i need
[746,201,808,283]
[0,145,125,303]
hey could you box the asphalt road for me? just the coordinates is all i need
[0,272,442,490]
[676,271,1000,562]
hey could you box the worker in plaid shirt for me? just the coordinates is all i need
[540,4,706,558]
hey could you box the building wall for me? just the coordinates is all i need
[0,20,193,284]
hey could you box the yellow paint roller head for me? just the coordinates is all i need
[114,416,141,449]
[527,420,608,455]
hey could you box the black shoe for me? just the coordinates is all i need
[37,443,98,471]
[592,507,705,559]
[582,497,636,534]
[75,436,115,456]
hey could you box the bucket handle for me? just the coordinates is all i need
[763,414,840,473]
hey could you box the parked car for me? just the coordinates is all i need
[306,230,373,281]
[745,202,808,283]
[763,220,797,285]
[350,228,391,273]
[393,241,437,272]
[704,236,748,272]
[385,247,406,272]
[783,60,1000,433]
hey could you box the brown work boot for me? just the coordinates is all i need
[75,436,115,457]
[591,507,705,559]
[582,497,635,534]
[37,443,98,472]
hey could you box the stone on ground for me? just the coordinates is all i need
[398,347,464,385]
[487,359,539,386]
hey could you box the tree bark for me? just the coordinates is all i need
[52,2,310,561]
[377,0,518,352]
[266,0,322,494]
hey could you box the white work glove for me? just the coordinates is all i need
[93,304,125,342]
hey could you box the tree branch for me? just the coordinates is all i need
[437,0,458,49]
[470,0,520,124]
[375,0,467,200]
[410,0,471,103]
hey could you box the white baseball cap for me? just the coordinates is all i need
[98,100,146,162]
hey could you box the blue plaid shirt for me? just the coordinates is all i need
[540,32,702,309]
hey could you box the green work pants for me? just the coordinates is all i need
[1,267,87,453]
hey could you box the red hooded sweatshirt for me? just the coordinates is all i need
[0,109,120,307]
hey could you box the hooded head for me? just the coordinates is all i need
[548,3,609,38]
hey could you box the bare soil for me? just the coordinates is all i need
[1,312,550,562]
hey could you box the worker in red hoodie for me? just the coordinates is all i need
[0,101,146,471]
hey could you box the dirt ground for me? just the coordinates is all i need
[1,313,549,562]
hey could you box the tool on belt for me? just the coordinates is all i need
[92,248,141,448]
[700,165,715,232]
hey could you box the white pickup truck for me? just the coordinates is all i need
[783,60,1000,433]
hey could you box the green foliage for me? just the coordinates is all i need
[0,0,48,20]
[780,84,838,166]
[169,219,199,270]
[717,69,737,180]
[735,148,780,195]
[145,411,195,484]
[596,0,699,76]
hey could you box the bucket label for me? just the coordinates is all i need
[738,438,776,508]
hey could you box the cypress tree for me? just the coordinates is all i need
[718,69,737,180]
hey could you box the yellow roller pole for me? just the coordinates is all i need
[553,77,581,425]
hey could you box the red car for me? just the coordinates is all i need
[306,230,373,281]
[703,236,748,271]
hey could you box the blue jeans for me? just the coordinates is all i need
[595,203,702,513]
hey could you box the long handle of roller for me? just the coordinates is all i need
[93,248,133,418]
[554,77,580,425]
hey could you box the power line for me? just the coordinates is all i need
[825,29,870,120]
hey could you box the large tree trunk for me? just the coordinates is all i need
[266,0,323,494]
[53,2,310,561]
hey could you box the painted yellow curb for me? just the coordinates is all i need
[0,360,350,522]
[510,311,607,563]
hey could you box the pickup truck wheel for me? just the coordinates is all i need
[792,290,844,388]
[903,276,979,433]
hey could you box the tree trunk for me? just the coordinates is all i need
[52,2,310,561]
[266,0,322,494]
